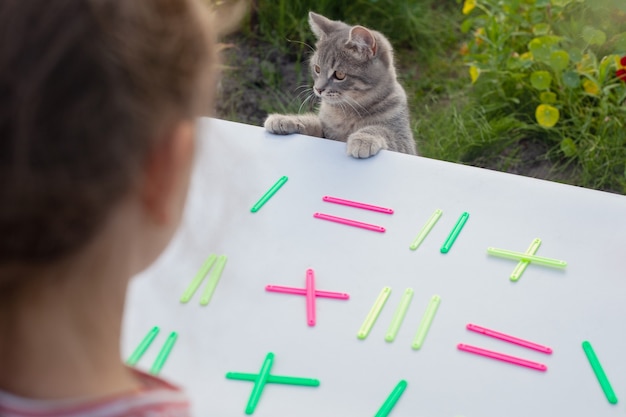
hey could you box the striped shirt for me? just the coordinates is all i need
[0,370,190,417]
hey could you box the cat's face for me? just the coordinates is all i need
[308,12,394,108]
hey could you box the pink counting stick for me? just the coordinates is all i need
[467,324,553,354]
[457,343,548,372]
[322,196,394,214]
[305,269,316,326]
[265,285,349,300]
[313,212,385,233]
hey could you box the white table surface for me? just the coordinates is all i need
[123,118,626,417]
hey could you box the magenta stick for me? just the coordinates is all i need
[265,285,349,300]
[305,269,316,326]
[457,343,547,372]
[322,196,394,214]
[313,212,386,233]
[467,324,553,354]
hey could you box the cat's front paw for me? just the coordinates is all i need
[264,114,302,135]
[346,132,388,158]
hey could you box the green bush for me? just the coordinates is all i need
[461,0,626,191]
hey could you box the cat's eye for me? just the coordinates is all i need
[334,71,346,80]
[314,64,321,74]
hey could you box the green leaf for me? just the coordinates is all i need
[551,0,573,6]
[461,19,474,34]
[540,91,557,103]
[560,138,577,157]
[530,71,553,90]
[598,55,618,84]
[532,23,550,36]
[528,36,561,62]
[548,50,570,72]
[536,104,560,127]
[582,26,606,46]
[562,71,581,88]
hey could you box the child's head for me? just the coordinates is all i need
[0,0,217,283]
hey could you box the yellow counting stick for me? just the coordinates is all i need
[358,287,391,340]
[412,295,441,350]
[510,238,541,282]
[385,288,414,342]
[200,255,228,306]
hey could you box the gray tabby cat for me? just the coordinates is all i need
[264,12,417,158]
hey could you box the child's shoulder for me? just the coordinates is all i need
[0,369,191,417]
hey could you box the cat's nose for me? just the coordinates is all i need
[315,87,325,94]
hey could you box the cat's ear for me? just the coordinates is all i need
[346,26,377,58]
[309,12,337,39]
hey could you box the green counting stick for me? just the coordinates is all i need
[150,331,178,375]
[126,326,160,366]
[510,238,541,282]
[245,352,275,415]
[582,341,618,404]
[409,209,442,250]
[251,176,288,212]
[375,380,408,417]
[200,255,228,306]
[385,288,414,342]
[487,247,567,268]
[440,212,469,253]
[412,295,441,350]
[180,254,217,303]
[358,287,391,340]
[226,372,320,387]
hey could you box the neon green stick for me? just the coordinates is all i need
[385,288,414,342]
[180,254,217,303]
[226,372,320,387]
[487,247,567,268]
[409,209,442,250]
[582,341,618,404]
[126,326,159,366]
[510,238,541,282]
[200,255,228,306]
[440,212,469,253]
[251,176,288,212]
[150,331,178,375]
[375,380,408,417]
[246,352,275,415]
[412,295,441,350]
[358,287,391,340]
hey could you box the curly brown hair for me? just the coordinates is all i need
[0,0,217,274]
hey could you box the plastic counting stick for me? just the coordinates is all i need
[127,326,160,366]
[412,295,441,350]
[199,255,228,306]
[314,212,385,233]
[251,176,288,212]
[305,268,316,326]
[582,341,618,404]
[487,247,567,268]
[265,285,349,300]
[440,212,469,253]
[246,352,275,415]
[180,254,217,303]
[510,238,541,281]
[409,209,442,250]
[385,288,414,342]
[375,380,408,417]
[467,324,553,354]
[150,331,178,375]
[322,196,394,214]
[457,343,547,371]
[226,372,320,387]
[358,287,391,340]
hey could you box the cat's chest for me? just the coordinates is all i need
[318,107,359,142]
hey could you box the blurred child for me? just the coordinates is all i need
[0,0,218,415]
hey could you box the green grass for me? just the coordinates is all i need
[235,0,625,194]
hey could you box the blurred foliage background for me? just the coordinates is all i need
[213,0,626,194]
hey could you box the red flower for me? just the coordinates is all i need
[621,56,626,67]
[618,69,626,82]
